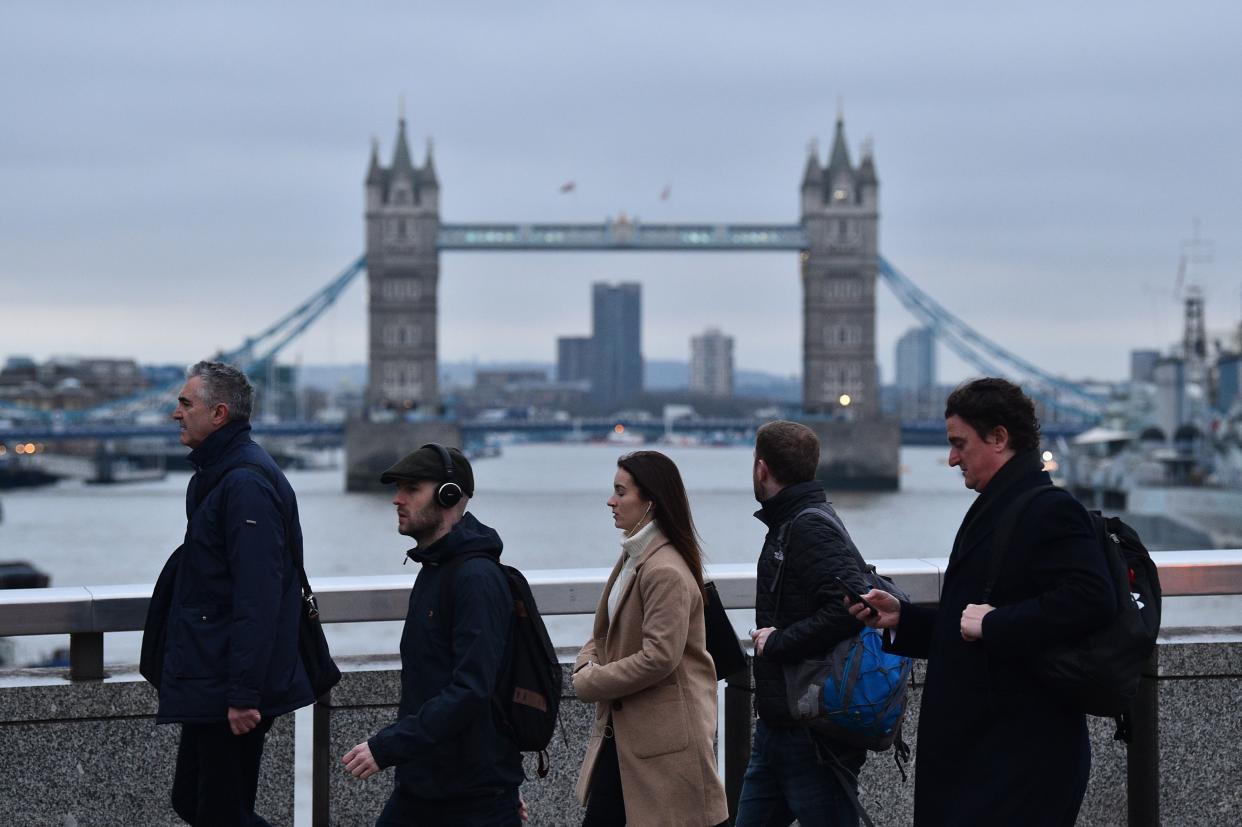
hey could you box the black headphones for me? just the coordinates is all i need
[422,443,464,508]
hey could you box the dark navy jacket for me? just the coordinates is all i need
[887,452,1115,825]
[156,420,314,724]
[368,512,523,800]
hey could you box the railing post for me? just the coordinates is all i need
[312,698,330,827]
[723,662,753,825]
[1127,647,1160,827]
[68,632,104,681]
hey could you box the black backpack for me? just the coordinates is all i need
[439,551,564,777]
[989,485,1162,741]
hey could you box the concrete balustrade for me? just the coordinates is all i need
[0,555,1239,825]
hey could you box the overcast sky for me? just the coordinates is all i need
[2,1,1239,384]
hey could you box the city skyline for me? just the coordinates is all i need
[2,2,1240,385]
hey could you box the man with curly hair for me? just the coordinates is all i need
[850,378,1116,825]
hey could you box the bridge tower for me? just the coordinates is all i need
[364,118,441,412]
[347,119,458,492]
[800,113,880,417]
[799,113,898,489]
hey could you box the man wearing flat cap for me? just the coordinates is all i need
[342,444,524,826]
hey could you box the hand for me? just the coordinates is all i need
[342,741,380,780]
[847,589,901,629]
[960,603,995,642]
[227,707,261,736]
[519,793,529,822]
[750,627,776,656]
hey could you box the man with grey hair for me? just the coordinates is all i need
[156,360,314,825]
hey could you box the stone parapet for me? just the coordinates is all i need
[0,632,1238,825]
[0,670,294,826]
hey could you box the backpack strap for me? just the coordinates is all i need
[772,504,865,618]
[433,551,519,746]
[436,550,500,632]
[812,735,877,827]
[983,484,1059,604]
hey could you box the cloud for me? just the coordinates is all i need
[1,1,1239,383]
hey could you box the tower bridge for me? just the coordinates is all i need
[2,113,1103,490]
[363,115,878,422]
[352,113,893,489]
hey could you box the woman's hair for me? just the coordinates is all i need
[616,450,706,595]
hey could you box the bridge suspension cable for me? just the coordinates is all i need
[877,257,1105,421]
[225,255,367,372]
[71,255,368,422]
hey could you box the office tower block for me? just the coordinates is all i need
[557,336,595,384]
[592,282,643,407]
[690,328,735,397]
[895,326,936,391]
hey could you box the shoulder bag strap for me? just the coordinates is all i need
[436,551,499,632]
[227,462,316,605]
[984,484,1059,603]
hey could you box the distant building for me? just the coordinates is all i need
[1154,357,1186,438]
[475,369,548,396]
[251,363,299,421]
[592,282,643,407]
[1217,354,1242,413]
[557,336,594,384]
[895,327,935,392]
[1130,349,1160,384]
[0,356,147,412]
[689,328,734,397]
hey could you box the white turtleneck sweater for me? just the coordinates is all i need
[607,519,659,622]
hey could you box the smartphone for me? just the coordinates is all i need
[834,576,878,618]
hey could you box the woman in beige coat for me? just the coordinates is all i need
[573,450,729,827]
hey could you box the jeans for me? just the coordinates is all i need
[377,784,521,826]
[734,720,864,827]
[170,718,273,826]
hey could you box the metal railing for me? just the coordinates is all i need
[2,551,1241,826]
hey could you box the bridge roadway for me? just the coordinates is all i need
[0,417,1088,444]
[438,221,808,251]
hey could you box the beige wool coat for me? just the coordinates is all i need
[573,530,729,827]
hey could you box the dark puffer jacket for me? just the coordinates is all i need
[753,480,867,729]
[368,512,524,801]
[157,420,314,724]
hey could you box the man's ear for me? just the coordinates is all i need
[211,403,231,426]
[987,425,1011,452]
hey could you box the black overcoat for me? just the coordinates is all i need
[887,452,1116,826]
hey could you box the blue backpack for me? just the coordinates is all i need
[775,506,914,753]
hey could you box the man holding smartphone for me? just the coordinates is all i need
[735,420,873,827]
[849,379,1114,825]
